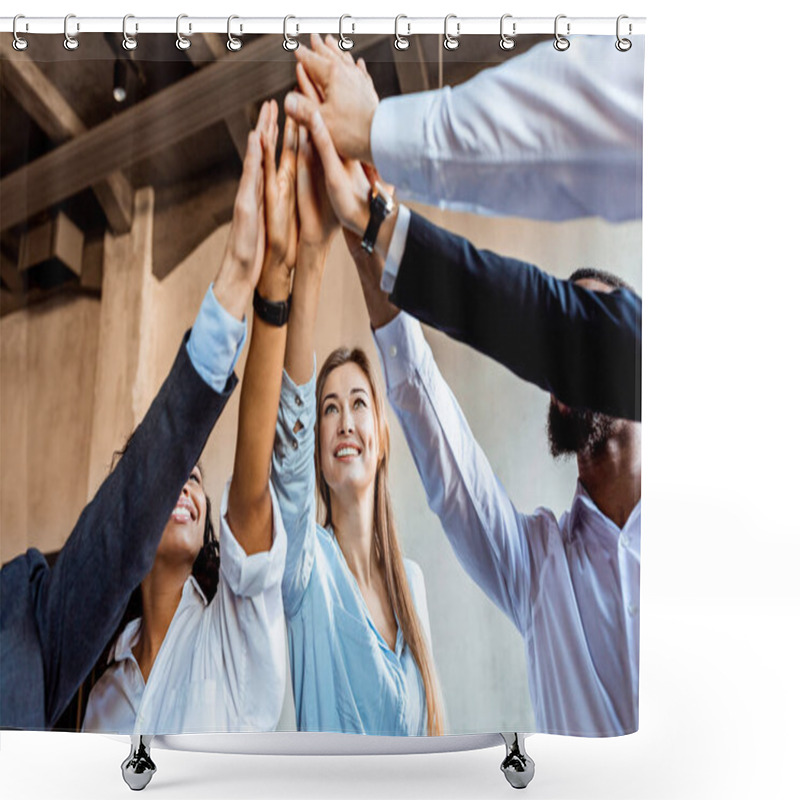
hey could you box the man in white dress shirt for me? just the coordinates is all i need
[348,234,642,736]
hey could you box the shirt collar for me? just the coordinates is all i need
[567,481,641,555]
[107,577,207,665]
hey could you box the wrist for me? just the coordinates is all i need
[297,239,332,268]
[346,197,371,237]
[213,254,252,320]
[257,267,292,302]
[361,102,378,165]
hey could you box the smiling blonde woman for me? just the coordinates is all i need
[268,127,444,737]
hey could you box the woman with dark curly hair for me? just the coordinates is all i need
[81,100,295,736]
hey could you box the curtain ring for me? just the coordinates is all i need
[12,15,29,51]
[553,14,570,51]
[122,15,138,51]
[443,14,460,51]
[227,15,242,51]
[339,15,354,50]
[500,14,516,50]
[616,15,632,52]
[283,15,299,51]
[176,14,191,50]
[394,15,410,51]
[64,13,79,51]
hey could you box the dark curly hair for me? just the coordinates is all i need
[72,452,220,729]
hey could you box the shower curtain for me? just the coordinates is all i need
[0,25,644,742]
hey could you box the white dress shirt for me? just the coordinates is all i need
[371,35,644,224]
[82,480,288,735]
[374,312,640,736]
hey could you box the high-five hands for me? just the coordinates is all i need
[285,33,379,166]
[213,101,275,320]
[260,101,298,301]
[287,49,376,239]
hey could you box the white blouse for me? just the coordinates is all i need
[82,481,287,735]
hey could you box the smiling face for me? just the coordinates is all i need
[156,465,207,566]
[318,362,382,502]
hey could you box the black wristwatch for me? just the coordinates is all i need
[253,288,291,327]
[361,182,396,255]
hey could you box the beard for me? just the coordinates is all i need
[547,398,615,459]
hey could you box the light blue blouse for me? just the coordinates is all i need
[272,368,433,736]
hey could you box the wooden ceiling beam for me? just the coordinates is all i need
[185,33,256,161]
[392,44,432,95]
[1,53,134,234]
[0,34,385,233]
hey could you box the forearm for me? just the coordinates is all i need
[284,244,327,385]
[212,251,255,322]
[344,229,400,330]
[374,314,530,633]
[227,266,291,554]
[391,212,642,420]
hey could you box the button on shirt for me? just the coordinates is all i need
[82,481,288,735]
[374,313,640,737]
[272,368,432,736]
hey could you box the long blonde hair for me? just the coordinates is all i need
[315,347,444,736]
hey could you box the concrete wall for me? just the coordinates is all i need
[0,195,641,734]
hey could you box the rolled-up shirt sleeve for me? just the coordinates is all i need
[186,283,247,392]
[218,478,287,597]
[214,478,287,729]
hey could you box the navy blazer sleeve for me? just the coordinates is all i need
[0,333,236,730]
[389,211,641,422]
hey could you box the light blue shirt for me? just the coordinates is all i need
[186,284,247,391]
[271,367,433,736]
[375,313,640,737]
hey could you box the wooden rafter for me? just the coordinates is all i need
[0,34,386,233]
[1,53,134,234]
[184,33,256,160]
[392,44,431,95]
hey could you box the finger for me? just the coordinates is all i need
[279,116,299,185]
[285,89,320,128]
[356,57,369,77]
[298,37,333,85]
[296,126,311,188]
[307,108,348,188]
[323,34,353,66]
[264,102,279,189]
[296,62,323,104]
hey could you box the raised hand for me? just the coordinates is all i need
[260,104,299,301]
[213,100,274,320]
[284,33,379,164]
[290,60,372,237]
[295,74,339,251]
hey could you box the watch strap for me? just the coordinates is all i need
[252,288,291,327]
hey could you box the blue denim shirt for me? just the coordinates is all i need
[0,288,242,730]
[272,368,432,736]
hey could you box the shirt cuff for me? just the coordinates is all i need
[371,94,435,199]
[186,284,247,393]
[218,477,288,597]
[373,311,429,391]
[380,205,411,294]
